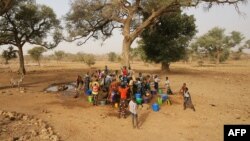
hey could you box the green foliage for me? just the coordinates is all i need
[0,1,61,74]
[1,46,17,64]
[77,53,95,67]
[107,52,117,62]
[191,27,245,64]
[140,11,196,68]
[54,51,65,62]
[28,46,46,65]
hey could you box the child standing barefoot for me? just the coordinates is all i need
[129,98,139,129]
[183,87,195,111]
[165,77,173,95]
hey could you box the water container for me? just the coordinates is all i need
[157,97,163,105]
[99,100,106,106]
[136,98,143,104]
[88,96,93,103]
[135,93,141,99]
[158,89,163,94]
[86,89,92,95]
[161,94,168,102]
[152,103,159,112]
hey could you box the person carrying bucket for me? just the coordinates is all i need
[91,81,100,106]
[129,97,139,129]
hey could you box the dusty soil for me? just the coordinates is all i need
[0,60,250,141]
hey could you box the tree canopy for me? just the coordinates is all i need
[191,27,245,64]
[1,45,17,64]
[66,0,245,67]
[0,1,62,74]
[140,10,196,71]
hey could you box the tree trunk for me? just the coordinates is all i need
[161,62,170,72]
[38,59,40,66]
[17,46,26,75]
[122,37,132,67]
[5,59,9,64]
[216,51,220,65]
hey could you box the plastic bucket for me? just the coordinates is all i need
[161,94,168,102]
[136,98,143,104]
[135,93,141,99]
[152,103,159,112]
[88,96,93,103]
[157,97,163,105]
[100,100,106,106]
[86,89,92,95]
[158,89,163,94]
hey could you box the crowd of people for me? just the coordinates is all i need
[75,65,195,128]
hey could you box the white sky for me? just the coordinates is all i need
[0,0,250,55]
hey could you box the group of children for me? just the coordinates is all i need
[75,65,195,129]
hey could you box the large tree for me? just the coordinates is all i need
[139,10,196,71]
[0,1,62,74]
[192,27,244,64]
[66,0,244,67]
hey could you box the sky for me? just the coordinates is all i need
[1,0,250,55]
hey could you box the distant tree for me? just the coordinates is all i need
[1,46,17,64]
[0,1,62,74]
[140,10,196,71]
[54,51,66,63]
[28,46,46,66]
[192,27,244,64]
[77,53,95,67]
[107,52,117,62]
[243,39,250,49]
[231,39,250,60]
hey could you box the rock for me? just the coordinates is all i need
[0,110,3,115]
[22,115,28,121]
[6,112,15,120]
[30,130,38,136]
[50,135,59,141]
[1,128,7,132]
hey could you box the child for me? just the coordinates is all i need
[165,77,173,95]
[183,87,195,111]
[129,98,139,129]
[154,75,160,92]
[75,75,84,98]
[91,81,100,106]
[180,83,187,95]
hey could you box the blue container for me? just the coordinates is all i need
[161,94,168,102]
[135,93,141,99]
[86,89,92,95]
[152,103,159,112]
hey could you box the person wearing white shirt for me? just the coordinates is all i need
[129,98,139,129]
[183,87,195,111]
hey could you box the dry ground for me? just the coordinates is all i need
[0,60,250,141]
